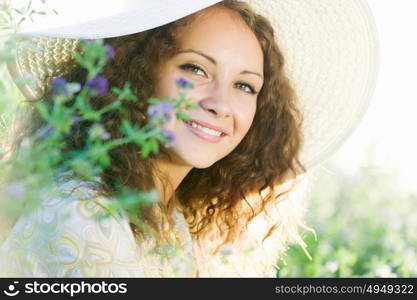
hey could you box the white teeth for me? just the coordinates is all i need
[189,121,223,137]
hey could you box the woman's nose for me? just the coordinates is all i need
[197,81,233,118]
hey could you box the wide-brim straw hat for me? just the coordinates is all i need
[7,0,379,170]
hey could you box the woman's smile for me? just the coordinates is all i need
[183,119,227,144]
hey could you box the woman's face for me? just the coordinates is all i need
[154,7,264,169]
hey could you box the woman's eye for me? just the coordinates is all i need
[180,64,206,76]
[235,82,256,94]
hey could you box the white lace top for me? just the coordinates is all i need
[0,173,197,277]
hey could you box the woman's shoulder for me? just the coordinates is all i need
[37,172,132,237]
[0,173,144,277]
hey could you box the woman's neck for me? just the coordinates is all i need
[153,155,193,205]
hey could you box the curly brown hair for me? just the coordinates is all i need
[5,0,305,253]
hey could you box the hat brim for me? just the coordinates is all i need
[20,0,221,39]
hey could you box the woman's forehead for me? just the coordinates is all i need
[175,6,264,71]
[180,5,251,38]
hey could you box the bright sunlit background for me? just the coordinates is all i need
[279,0,417,277]
[324,0,417,192]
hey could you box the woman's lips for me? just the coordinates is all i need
[189,119,229,136]
[184,121,226,143]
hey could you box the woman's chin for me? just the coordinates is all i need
[183,156,216,169]
[162,147,218,169]
[192,161,215,169]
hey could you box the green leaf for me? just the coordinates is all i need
[149,138,159,155]
[27,0,33,11]
[147,97,160,105]
[0,80,6,93]
[141,142,151,158]
[111,100,121,109]
[36,102,50,120]
[176,111,190,122]
[13,8,23,15]
[82,110,101,122]
[185,103,199,110]
[120,119,133,136]
[132,131,145,146]
[88,143,111,167]
[17,17,26,25]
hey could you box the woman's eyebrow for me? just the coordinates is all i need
[177,49,264,80]
[178,49,216,64]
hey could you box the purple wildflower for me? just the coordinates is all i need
[83,39,94,44]
[65,130,74,138]
[162,129,176,148]
[5,182,25,198]
[38,126,55,140]
[147,102,173,123]
[104,45,116,59]
[70,82,82,94]
[69,115,80,128]
[100,131,111,141]
[87,75,108,97]
[175,77,193,89]
[51,77,70,96]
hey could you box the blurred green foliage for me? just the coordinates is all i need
[0,1,197,233]
[276,154,417,277]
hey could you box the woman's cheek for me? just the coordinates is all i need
[240,104,256,133]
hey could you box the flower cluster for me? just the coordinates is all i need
[51,77,80,98]
[162,129,176,148]
[52,75,109,99]
[87,75,109,98]
[51,77,69,96]
[104,45,116,59]
[147,102,173,124]
[175,77,194,89]
[147,101,176,148]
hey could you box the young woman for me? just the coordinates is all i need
[0,0,378,277]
